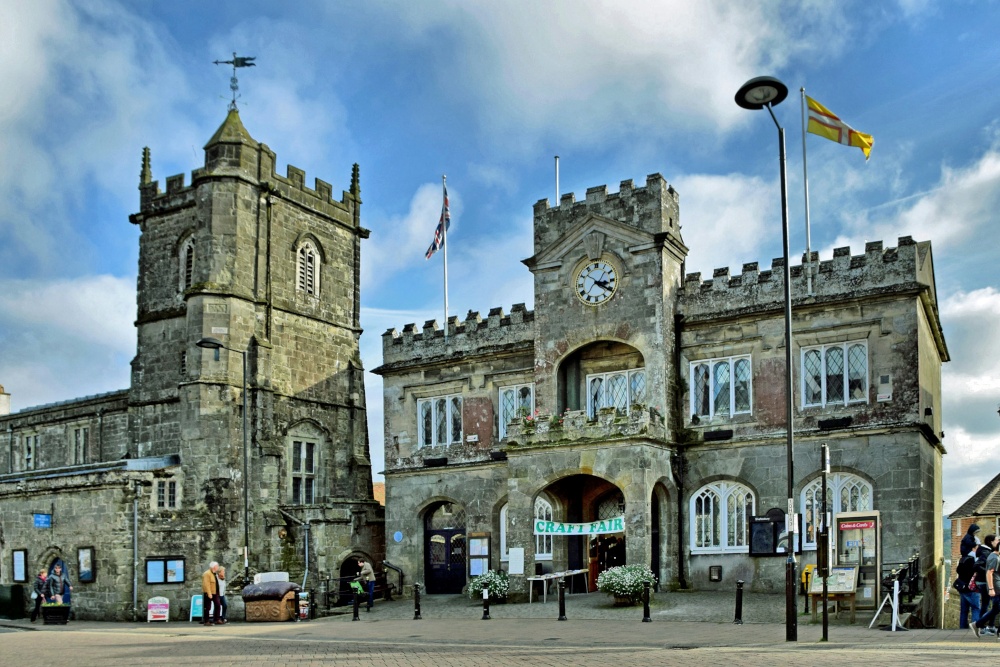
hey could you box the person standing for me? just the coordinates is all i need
[962,523,982,557]
[201,561,221,626]
[356,557,375,611]
[29,569,48,622]
[47,563,71,605]
[977,536,998,635]
[217,566,228,624]
[960,524,983,629]
[979,539,1000,637]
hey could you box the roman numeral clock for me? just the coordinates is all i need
[575,259,618,305]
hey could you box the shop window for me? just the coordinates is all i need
[418,394,463,447]
[499,383,534,438]
[801,473,873,549]
[690,356,752,420]
[586,369,645,418]
[690,481,754,553]
[802,342,868,407]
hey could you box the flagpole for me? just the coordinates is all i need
[442,174,449,343]
[800,88,813,295]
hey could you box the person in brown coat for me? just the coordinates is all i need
[201,561,221,625]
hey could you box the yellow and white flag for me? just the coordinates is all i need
[806,96,874,160]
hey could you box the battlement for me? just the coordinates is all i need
[680,236,934,319]
[378,304,535,366]
[531,174,682,251]
[136,111,360,223]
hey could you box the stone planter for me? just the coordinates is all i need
[42,604,71,625]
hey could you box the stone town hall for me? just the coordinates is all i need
[0,110,383,620]
[375,175,948,624]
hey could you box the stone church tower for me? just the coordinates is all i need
[0,110,382,619]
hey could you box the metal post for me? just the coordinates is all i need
[241,349,250,585]
[734,580,744,625]
[558,579,567,621]
[481,584,491,620]
[821,443,829,641]
[642,580,651,622]
[413,583,422,620]
[352,587,360,621]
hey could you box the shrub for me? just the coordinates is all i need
[468,569,509,600]
[596,564,656,604]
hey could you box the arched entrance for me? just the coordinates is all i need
[424,501,466,594]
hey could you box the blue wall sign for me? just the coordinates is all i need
[33,513,52,528]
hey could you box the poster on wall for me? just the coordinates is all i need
[78,547,95,583]
[13,549,27,582]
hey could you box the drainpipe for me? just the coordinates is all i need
[673,312,687,589]
[132,481,139,622]
[302,522,311,590]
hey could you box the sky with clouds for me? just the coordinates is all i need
[1,0,998,513]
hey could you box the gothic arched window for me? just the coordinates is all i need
[801,473,873,548]
[689,481,754,553]
[179,236,195,293]
[297,242,319,296]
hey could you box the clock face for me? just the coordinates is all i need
[575,260,618,305]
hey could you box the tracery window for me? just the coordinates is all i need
[297,242,320,296]
[801,473,873,548]
[179,236,195,293]
[499,383,534,438]
[586,369,645,418]
[690,481,754,553]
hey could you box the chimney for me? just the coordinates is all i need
[0,384,9,416]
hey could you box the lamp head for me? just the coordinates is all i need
[735,76,789,110]
[196,337,224,350]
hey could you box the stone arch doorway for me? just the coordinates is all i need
[536,474,624,592]
[424,501,467,594]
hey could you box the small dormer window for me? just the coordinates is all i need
[297,242,319,296]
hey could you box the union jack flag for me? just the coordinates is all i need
[425,182,451,259]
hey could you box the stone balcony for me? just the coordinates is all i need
[501,407,668,448]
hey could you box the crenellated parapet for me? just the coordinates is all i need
[378,303,535,368]
[133,109,360,226]
[680,236,937,320]
[530,173,683,254]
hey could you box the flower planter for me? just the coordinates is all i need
[42,605,71,625]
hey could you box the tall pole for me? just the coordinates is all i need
[821,443,830,640]
[768,102,797,643]
[242,349,250,584]
[441,175,449,343]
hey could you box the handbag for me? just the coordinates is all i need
[953,578,971,594]
[31,591,38,600]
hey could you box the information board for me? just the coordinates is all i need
[809,566,858,595]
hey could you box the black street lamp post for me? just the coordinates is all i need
[197,336,251,584]
[735,75,797,642]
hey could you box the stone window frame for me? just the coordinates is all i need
[296,240,320,296]
[178,235,196,294]
[800,472,873,550]
[689,480,755,554]
[291,438,318,504]
[23,433,38,471]
[417,394,463,448]
[801,340,869,408]
[154,478,181,510]
[585,368,646,419]
[498,382,534,439]
[498,495,555,562]
[72,426,90,465]
[689,355,752,421]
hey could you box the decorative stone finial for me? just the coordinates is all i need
[140,147,152,185]
[351,163,361,199]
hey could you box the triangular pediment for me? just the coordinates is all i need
[525,214,658,269]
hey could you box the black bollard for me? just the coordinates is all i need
[558,579,567,621]
[733,579,744,625]
[352,586,361,621]
[642,580,651,622]
[413,583,422,620]
[482,584,491,620]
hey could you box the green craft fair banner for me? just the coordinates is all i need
[533,516,625,536]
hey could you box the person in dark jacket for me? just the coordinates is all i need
[46,563,71,604]
[29,569,48,622]
[962,523,982,557]
[957,548,982,636]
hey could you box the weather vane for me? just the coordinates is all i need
[213,52,256,111]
